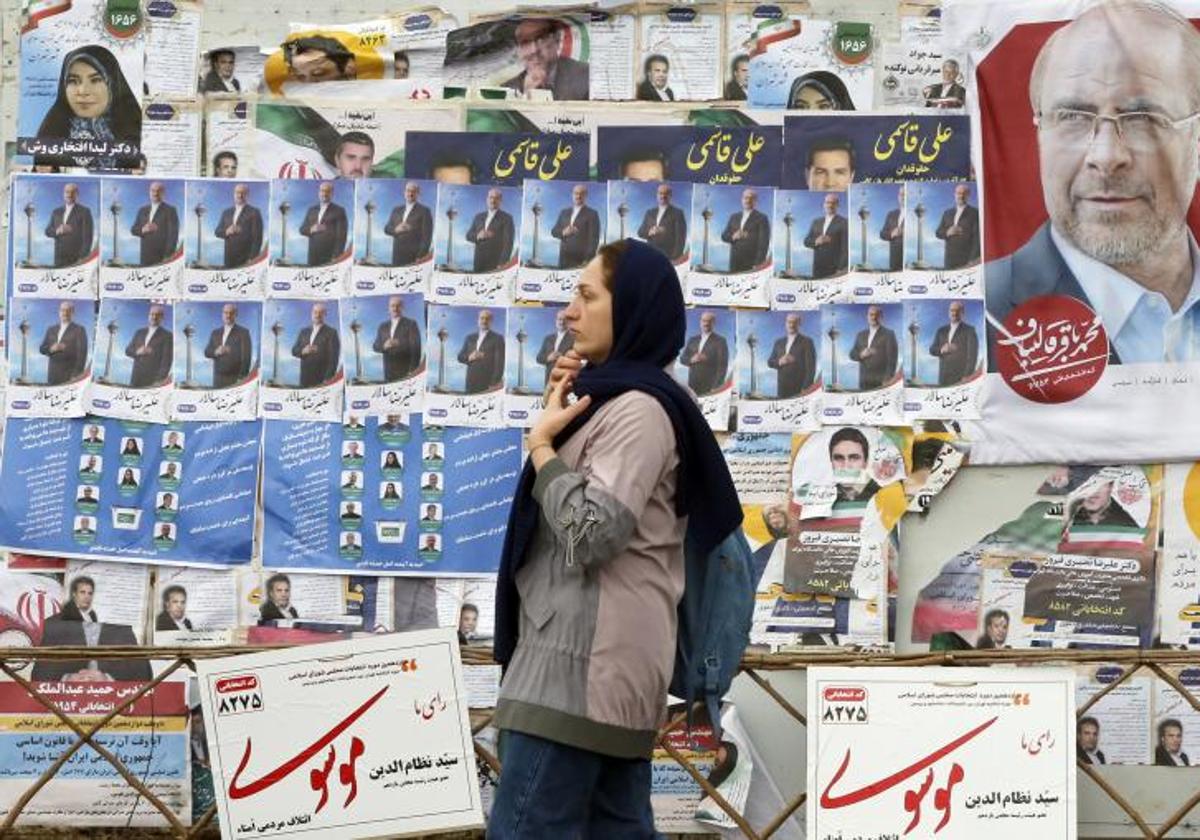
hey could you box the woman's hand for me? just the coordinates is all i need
[545,349,584,399]
[528,377,592,452]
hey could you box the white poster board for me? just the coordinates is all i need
[197,629,483,839]
[807,666,1076,839]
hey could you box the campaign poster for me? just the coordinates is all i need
[1152,667,1200,767]
[204,97,253,178]
[724,3,812,103]
[285,10,460,86]
[6,295,95,419]
[141,99,204,178]
[9,174,100,299]
[262,417,520,574]
[504,304,566,427]
[879,15,961,109]
[790,425,908,526]
[144,0,201,98]
[171,299,262,421]
[430,183,521,306]
[1075,663,1152,765]
[404,130,590,186]
[353,178,438,294]
[340,292,426,419]
[442,15,595,100]
[516,179,604,302]
[259,27,394,95]
[912,464,1161,648]
[197,630,484,840]
[17,0,144,170]
[902,293,985,421]
[268,179,354,298]
[86,298,173,423]
[688,183,774,307]
[0,675,190,826]
[181,178,269,299]
[198,45,265,95]
[675,307,734,431]
[736,309,820,432]
[848,182,906,275]
[904,180,981,274]
[595,125,783,187]
[152,566,241,646]
[424,305,506,428]
[606,180,694,273]
[1158,462,1200,647]
[807,667,1076,839]
[249,101,460,180]
[941,0,1200,464]
[780,114,971,189]
[820,300,905,426]
[259,297,344,422]
[637,5,723,102]
[0,417,260,567]
[747,18,874,111]
[99,176,185,296]
[769,188,849,311]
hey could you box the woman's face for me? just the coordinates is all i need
[563,258,614,364]
[792,84,834,111]
[65,59,110,119]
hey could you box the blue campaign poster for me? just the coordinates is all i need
[596,125,782,186]
[261,415,521,574]
[0,416,261,566]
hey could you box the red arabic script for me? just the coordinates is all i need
[819,716,996,809]
[228,685,388,800]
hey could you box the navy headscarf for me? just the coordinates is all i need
[494,239,742,665]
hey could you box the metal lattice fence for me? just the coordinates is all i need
[4,645,1200,838]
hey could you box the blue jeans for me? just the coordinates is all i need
[488,730,661,839]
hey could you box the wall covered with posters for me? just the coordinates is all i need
[4,0,1200,834]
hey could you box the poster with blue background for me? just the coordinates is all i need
[0,416,260,566]
[262,416,521,574]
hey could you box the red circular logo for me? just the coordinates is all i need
[994,294,1108,403]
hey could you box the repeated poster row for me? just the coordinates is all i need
[0,415,520,576]
[17,0,961,172]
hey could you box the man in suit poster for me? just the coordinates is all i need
[300,181,348,266]
[636,53,674,101]
[31,575,151,682]
[373,295,422,382]
[935,184,980,269]
[384,182,433,266]
[259,573,299,622]
[155,585,194,631]
[215,183,263,268]
[201,49,241,93]
[722,188,771,273]
[849,305,899,390]
[804,192,848,279]
[551,184,600,269]
[768,313,817,398]
[465,188,515,273]
[928,301,979,386]
[923,58,965,108]
[680,311,729,396]
[1077,717,1105,765]
[457,308,505,393]
[125,304,173,388]
[292,301,340,387]
[45,182,94,267]
[638,183,687,262]
[501,19,589,101]
[1155,719,1190,766]
[536,309,573,387]
[130,181,179,266]
[204,303,253,388]
[39,300,89,385]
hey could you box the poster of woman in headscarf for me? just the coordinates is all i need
[18,0,144,171]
